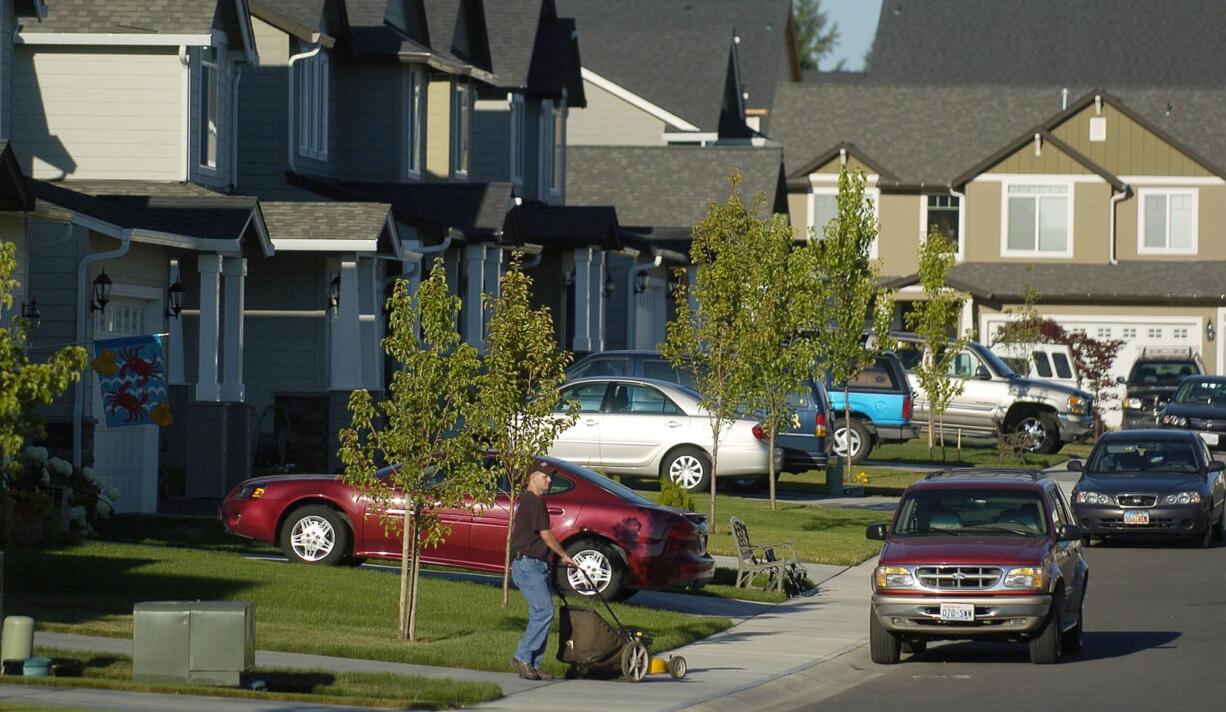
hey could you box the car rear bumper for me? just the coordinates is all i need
[632,551,715,590]
[874,424,916,441]
[781,448,829,472]
[1074,504,1212,537]
[871,593,1051,635]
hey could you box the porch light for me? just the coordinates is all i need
[91,271,112,313]
[602,273,615,298]
[634,271,650,294]
[1208,321,1217,342]
[20,300,40,330]
[166,280,185,318]
[329,274,341,312]
[667,269,682,294]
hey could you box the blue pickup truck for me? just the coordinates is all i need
[824,352,916,464]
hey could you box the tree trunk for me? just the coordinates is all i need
[500,487,517,609]
[939,415,946,462]
[927,412,934,460]
[709,419,720,534]
[398,508,416,641]
[768,427,777,512]
[407,532,422,642]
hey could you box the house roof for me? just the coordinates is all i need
[502,203,621,250]
[260,201,400,256]
[0,142,34,212]
[566,145,786,229]
[249,0,331,42]
[345,0,464,71]
[423,0,493,74]
[941,262,1226,307]
[718,0,797,119]
[14,0,48,19]
[867,0,1226,87]
[481,1,583,104]
[24,0,221,34]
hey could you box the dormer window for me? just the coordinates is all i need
[199,47,219,168]
[510,94,525,186]
[298,50,330,160]
[406,66,424,178]
[452,81,472,178]
[540,99,565,197]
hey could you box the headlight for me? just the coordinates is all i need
[1067,395,1089,415]
[1163,491,1202,505]
[237,484,266,499]
[1003,567,1045,590]
[1075,491,1112,505]
[1123,397,1143,410]
[874,566,914,589]
[1161,414,1188,427]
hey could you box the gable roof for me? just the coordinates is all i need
[260,202,400,256]
[566,145,786,229]
[423,0,493,76]
[482,0,584,105]
[867,0,1226,87]
[0,142,34,212]
[25,0,258,59]
[249,0,333,44]
[718,0,798,120]
[503,204,621,250]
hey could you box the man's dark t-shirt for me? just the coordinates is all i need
[511,491,551,560]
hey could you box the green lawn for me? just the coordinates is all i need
[12,648,500,710]
[869,437,1091,468]
[8,542,730,678]
[776,467,926,497]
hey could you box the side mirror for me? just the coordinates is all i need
[865,523,887,541]
[1209,460,1225,473]
[975,365,991,380]
[1116,375,1126,385]
[1066,460,1083,472]
[1058,524,1083,542]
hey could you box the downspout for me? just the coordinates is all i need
[73,228,133,469]
[1108,185,1129,265]
[625,254,663,348]
[286,44,322,175]
[179,46,190,182]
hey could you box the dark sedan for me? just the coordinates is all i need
[1159,375,1226,450]
[220,456,714,600]
[1069,430,1225,546]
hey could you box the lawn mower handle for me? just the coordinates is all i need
[556,563,628,631]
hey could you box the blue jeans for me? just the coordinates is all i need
[511,557,554,669]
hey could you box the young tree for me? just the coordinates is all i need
[793,0,841,71]
[663,174,757,529]
[806,168,894,492]
[337,259,487,642]
[904,227,971,460]
[476,253,577,608]
[0,241,88,471]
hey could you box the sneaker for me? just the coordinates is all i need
[534,668,554,681]
[511,657,541,680]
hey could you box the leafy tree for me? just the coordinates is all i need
[337,259,487,641]
[663,174,757,530]
[793,0,841,71]
[806,168,894,492]
[904,227,970,460]
[0,241,88,473]
[476,253,577,608]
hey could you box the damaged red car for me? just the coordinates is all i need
[220,455,713,599]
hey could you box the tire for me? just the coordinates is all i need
[1029,589,1063,664]
[620,640,649,682]
[661,446,712,492]
[901,639,927,655]
[832,419,873,464]
[1213,506,1225,542]
[1010,411,1061,454]
[668,655,688,680]
[555,539,627,601]
[280,505,350,566]
[1198,519,1213,548]
[869,612,900,664]
[1062,590,1084,656]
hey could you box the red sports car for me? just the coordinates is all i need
[220,456,714,599]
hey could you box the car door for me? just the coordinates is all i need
[468,469,584,568]
[944,349,1007,429]
[360,469,472,564]
[597,383,691,472]
[548,382,609,465]
[1047,486,1083,621]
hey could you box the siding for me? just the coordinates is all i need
[987,140,1093,175]
[26,220,86,422]
[566,79,665,146]
[0,215,26,327]
[809,155,874,176]
[425,77,452,180]
[1,1,11,138]
[786,190,806,238]
[336,60,402,182]
[963,179,1111,264]
[1115,183,1226,261]
[13,47,184,180]
[962,180,1001,263]
[472,97,509,183]
[877,193,920,276]
[1050,103,1212,178]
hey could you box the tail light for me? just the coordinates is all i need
[815,412,827,437]
[903,395,912,420]
[752,424,767,441]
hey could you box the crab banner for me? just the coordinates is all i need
[92,335,171,428]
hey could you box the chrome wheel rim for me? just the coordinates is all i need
[567,549,612,595]
[833,426,862,458]
[290,515,335,562]
[669,455,705,489]
[1016,417,1047,451]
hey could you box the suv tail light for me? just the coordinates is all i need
[752,424,767,441]
[903,395,912,420]
[815,412,827,437]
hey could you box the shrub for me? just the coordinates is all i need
[1,446,117,546]
[658,477,695,511]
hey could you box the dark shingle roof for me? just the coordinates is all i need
[482,0,543,89]
[867,0,1226,87]
[503,204,621,249]
[249,0,330,39]
[720,0,795,117]
[260,202,392,242]
[423,0,492,71]
[27,0,219,34]
[290,175,513,237]
[30,181,260,241]
[945,262,1226,306]
[0,142,33,212]
[566,145,785,229]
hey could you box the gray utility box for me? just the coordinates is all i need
[133,601,255,686]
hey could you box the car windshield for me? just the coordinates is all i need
[1087,440,1201,474]
[1130,360,1200,388]
[1173,378,1226,407]
[894,488,1048,536]
[970,343,1018,378]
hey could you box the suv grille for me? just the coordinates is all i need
[916,566,1003,590]
[1117,494,1157,508]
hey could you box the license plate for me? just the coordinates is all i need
[939,603,975,622]
[1200,432,1219,446]
[1123,510,1150,525]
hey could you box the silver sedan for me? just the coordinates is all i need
[549,376,779,491]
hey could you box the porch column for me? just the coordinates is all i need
[594,250,606,352]
[195,254,222,401]
[167,259,185,385]
[330,259,362,390]
[464,243,486,347]
[220,256,247,401]
[361,256,380,390]
[573,246,593,352]
[483,246,502,337]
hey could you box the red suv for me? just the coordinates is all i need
[866,470,1088,664]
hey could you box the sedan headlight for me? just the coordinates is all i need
[1161,414,1189,427]
[1163,491,1202,505]
[874,566,914,589]
[237,484,266,499]
[1075,491,1112,505]
[1123,397,1143,410]
[1067,395,1089,415]
[1003,567,1044,590]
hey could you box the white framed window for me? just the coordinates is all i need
[1001,182,1072,257]
[198,47,220,169]
[1123,327,1137,339]
[510,93,525,185]
[1174,327,1189,339]
[1138,188,1197,254]
[452,81,471,178]
[406,67,424,178]
[1096,327,1112,338]
[1148,327,1163,339]
[549,100,564,195]
[808,186,880,257]
[298,50,330,160]
[923,193,963,259]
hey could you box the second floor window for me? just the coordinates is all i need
[1139,189,1196,254]
[550,101,564,194]
[406,67,424,177]
[199,47,219,168]
[298,51,330,160]
[926,194,960,251]
[452,82,471,177]
[1004,183,1070,256]
[510,94,525,185]
[810,186,879,256]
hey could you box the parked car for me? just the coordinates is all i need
[1068,430,1225,547]
[824,352,916,464]
[220,455,715,600]
[891,332,1094,453]
[1122,348,1205,429]
[866,470,1088,665]
[989,342,1080,389]
[1158,375,1226,450]
[551,377,780,492]
[567,349,695,387]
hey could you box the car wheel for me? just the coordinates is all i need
[1011,411,1060,454]
[1029,589,1063,664]
[556,539,627,601]
[1214,506,1225,542]
[1198,520,1213,548]
[869,612,900,664]
[833,419,872,464]
[662,447,712,492]
[1062,590,1084,656]
[280,505,350,566]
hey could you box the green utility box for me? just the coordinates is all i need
[133,601,255,686]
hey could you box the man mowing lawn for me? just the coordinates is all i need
[510,468,575,680]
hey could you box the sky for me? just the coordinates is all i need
[821,0,883,71]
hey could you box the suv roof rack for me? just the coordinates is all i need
[923,469,1044,482]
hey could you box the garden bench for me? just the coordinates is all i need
[729,516,800,592]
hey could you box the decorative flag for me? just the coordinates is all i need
[92,335,171,428]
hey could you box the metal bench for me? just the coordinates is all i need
[730,516,800,592]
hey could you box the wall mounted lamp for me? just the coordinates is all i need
[1207,320,1216,342]
[165,280,185,318]
[20,300,40,330]
[90,271,112,313]
[329,274,341,312]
